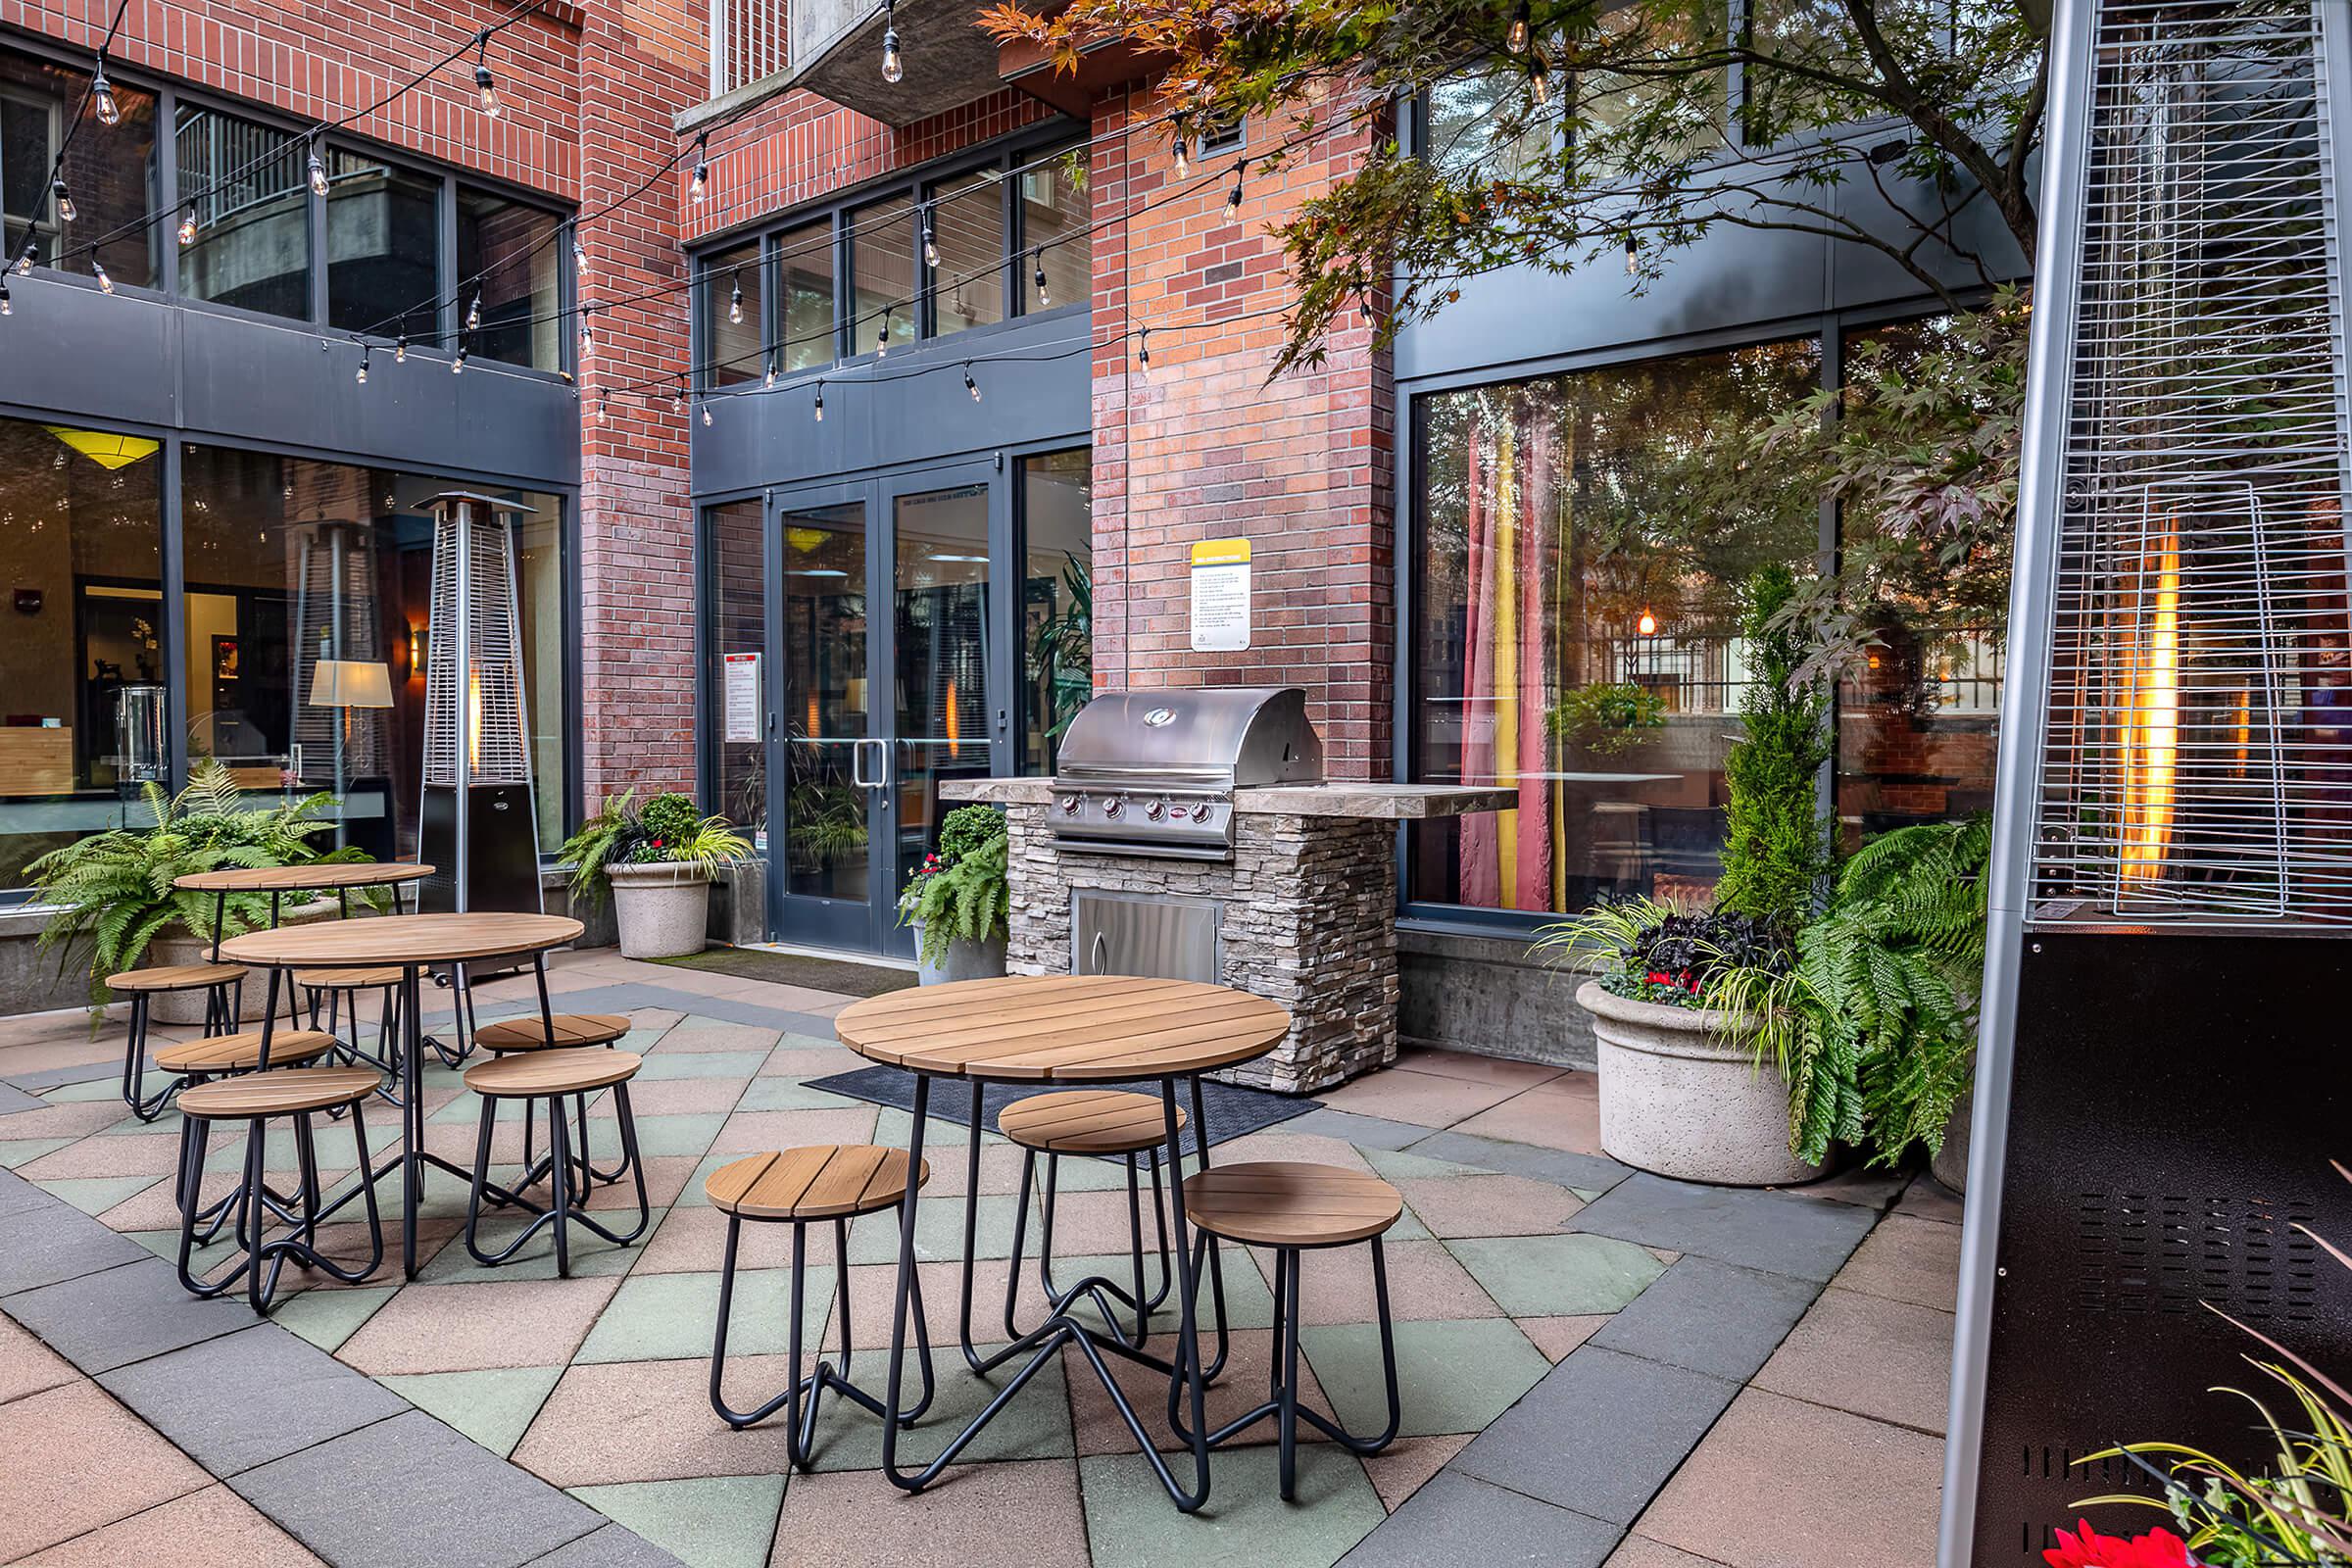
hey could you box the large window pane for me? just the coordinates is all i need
[928,170,1004,338]
[849,196,916,356]
[894,483,991,880]
[325,149,439,336]
[0,51,159,288]
[1576,0,1730,178]
[179,448,566,859]
[1408,339,1821,914]
[457,187,560,370]
[175,105,310,319]
[1021,450,1091,772]
[704,239,762,387]
[777,218,834,372]
[707,500,765,840]
[1426,67,1557,181]
[0,416,166,890]
[1020,148,1088,313]
[780,506,868,902]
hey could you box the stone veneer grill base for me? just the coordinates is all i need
[947,779,1511,1094]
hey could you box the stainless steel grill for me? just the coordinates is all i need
[1051,688,1325,859]
[2030,0,2352,928]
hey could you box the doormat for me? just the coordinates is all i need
[802,1065,1319,1163]
[654,947,917,1000]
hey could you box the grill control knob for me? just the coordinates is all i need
[1146,798,1166,821]
[1191,802,1214,823]
[1102,796,1124,819]
[1060,794,1082,816]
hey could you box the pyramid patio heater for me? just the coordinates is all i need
[1941,0,2352,1561]
[417,491,544,914]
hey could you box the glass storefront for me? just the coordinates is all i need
[706,498,764,837]
[1020,449,1092,772]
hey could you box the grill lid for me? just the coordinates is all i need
[1055,687,1324,788]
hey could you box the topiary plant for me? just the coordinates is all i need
[1716,563,1835,937]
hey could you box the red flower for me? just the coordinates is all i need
[1646,971,1671,987]
[2043,1519,2199,1568]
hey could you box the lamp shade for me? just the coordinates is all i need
[310,660,394,709]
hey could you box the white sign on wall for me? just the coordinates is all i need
[1189,538,1252,652]
[722,653,761,743]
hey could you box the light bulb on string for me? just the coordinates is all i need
[572,239,589,281]
[1224,162,1246,220]
[963,363,980,402]
[921,210,939,269]
[1138,325,1151,368]
[764,352,778,390]
[728,276,743,325]
[473,36,500,117]
[52,180,75,224]
[671,377,686,416]
[689,134,710,204]
[702,398,713,427]
[578,305,594,362]
[177,206,197,246]
[394,330,408,364]
[1624,233,1639,275]
[1,278,13,318]
[1034,251,1050,308]
[876,307,892,357]
[452,340,467,374]
[91,64,120,126]
[813,380,824,421]
[881,0,903,83]
[596,391,610,423]
[466,291,483,331]
[307,147,328,198]
[15,244,34,276]
[356,344,369,384]
[92,260,112,295]
[1530,50,1550,106]
[1508,0,1531,53]
[1172,137,1190,180]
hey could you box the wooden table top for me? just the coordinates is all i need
[174,861,434,893]
[220,911,583,967]
[834,975,1292,1083]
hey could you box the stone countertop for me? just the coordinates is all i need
[939,777,1514,819]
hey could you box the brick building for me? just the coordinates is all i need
[0,0,2009,1051]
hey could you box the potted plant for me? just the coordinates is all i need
[898,804,1010,985]
[28,760,371,1024]
[561,790,753,960]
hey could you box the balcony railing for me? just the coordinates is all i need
[710,0,792,96]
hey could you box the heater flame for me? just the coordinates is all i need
[467,668,483,772]
[945,679,960,758]
[2120,525,2180,883]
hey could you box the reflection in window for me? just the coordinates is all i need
[174,104,309,318]
[1425,66,1557,181]
[777,218,834,371]
[895,483,991,884]
[0,416,166,889]
[325,150,438,336]
[456,187,560,370]
[1021,450,1092,772]
[704,239,762,386]
[0,51,159,288]
[779,509,869,902]
[1409,339,1821,913]
[1020,149,1088,313]
[707,500,765,839]
[928,170,1004,338]
[850,196,916,356]
[1577,0,1730,177]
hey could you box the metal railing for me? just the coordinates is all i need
[710,0,792,96]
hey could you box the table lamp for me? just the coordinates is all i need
[311,660,393,848]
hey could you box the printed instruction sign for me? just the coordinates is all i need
[1189,538,1252,652]
[722,653,761,742]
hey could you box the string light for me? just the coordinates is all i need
[1034,251,1050,308]
[394,330,408,364]
[307,144,328,198]
[92,260,113,294]
[176,206,197,246]
[813,380,824,421]
[1172,138,1190,180]
[701,398,713,426]
[689,133,710,204]
[466,291,483,331]
[763,351,778,389]
[1224,162,1246,220]
[1,278,13,318]
[921,209,939,269]
[881,0,903,83]
[91,62,120,126]
[356,343,370,384]
[52,180,75,224]
[962,363,980,401]
[671,376,686,415]
[14,244,33,276]
[573,239,589,281]
[596,391,609,422]
[578,304,594,361]
[1138,326,1150,368]
[1508,0,1531,53]
[473,35,500,118]
[728,276,743,324]
[1625,233,1639,275]
[1530,50,1550,106]
[876,306,892,356]
[452,338,468,373]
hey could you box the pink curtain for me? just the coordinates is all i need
[1458,429,1501,906]
[1516,420,1555,903]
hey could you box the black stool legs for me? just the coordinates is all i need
[174,1102,384,1313]
[463,1084,650,1277]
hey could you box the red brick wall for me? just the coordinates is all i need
[1088,86,1395,779]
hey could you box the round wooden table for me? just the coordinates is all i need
[835,975,1292,1510]
[174,861,434,959]
[221,912,584,1278]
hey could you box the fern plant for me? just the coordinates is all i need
[898,804,1010,965]
[27,760,364,1006]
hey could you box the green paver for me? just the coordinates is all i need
[576,1268,833,1363]
[568,1476,786,1568]
[36,1173,164,1215]
[610,1113,728,1159]
[0,1138,74,1168]
[733,1076,863,1111]
[845,1195,1022,1264]
[413,1207,664,1283]
[1364,1148,1495,1181]
[1078,1445,1385,1568]
[633,1050,768,1082]
[804,1340,1074,1472]
[277,1284,400,1351]
[383,1365,566,1456]
[1446,1232,1667,1316]
[37,1078,124,1103]
[1301,1317,1549,1440]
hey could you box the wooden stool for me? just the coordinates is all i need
[173,1066,384,1312]
[461,1048,650,1277]
[704,1146,936,1465]
[157,1029,340,1236]
[294,967,408,1083]
[472,1014,633,1188]
[108,962,247,1120]
[1176,1161,1404,1500]
[1000,1090,1198,1348]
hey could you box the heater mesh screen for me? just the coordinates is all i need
[2031,0,2352,928]
[423,510,532,788]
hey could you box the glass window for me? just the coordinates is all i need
[706,499,765,840]
[1576,0,1730,178]
[704,239,762,387]
[0,415,166,891]
[1425,66,1557,181]
[456,187,560,370]
[849,196,916,357]
[0,52,159,288]
[324,148,439,337]
[1020,149,1088,314]
[1408,338,1822,914]
[777,218,834,372]
[178,449,567,859]
[1833,316,2005,845]
[1020,450,1092,772]
[927,170,1004,339]
[174,104,310,319]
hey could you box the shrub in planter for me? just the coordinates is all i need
[561,790,753,959]
[28,761,376,1020]
[898,804,1010,985]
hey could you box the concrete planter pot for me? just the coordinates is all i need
[607,862,714,960]
[909,920,1007,986]
[1932,1085,1972,1193]
[150,897,338,1023]
[1576,979,1829,1187]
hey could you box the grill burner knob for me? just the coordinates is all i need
[1102,796,1124,819]
[1146,798,1166,821]
[1191,802,1214,823]
[1060,794,1081,816]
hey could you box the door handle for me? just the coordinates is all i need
[857,738,891,791]
[850,739,874,789]
[1091,932,1108,974]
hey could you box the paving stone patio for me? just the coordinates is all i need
[0,951,1961,1566]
